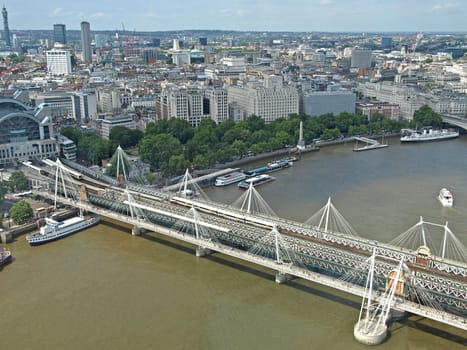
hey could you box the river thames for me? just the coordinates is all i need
[1,137,466,350]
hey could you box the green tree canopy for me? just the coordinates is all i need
[412,105,443,128]
[10,200,33,224]
[109,126,143,149]
[8,171,28,192]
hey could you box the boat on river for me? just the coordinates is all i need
[215,171,247,186]
[400,127,459,142]
[238,174,275,189]
[26,214,100,246]
[0,247,12,268]
[244,158,292,176]
[438,188,453,207]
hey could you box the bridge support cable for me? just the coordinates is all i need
[248,224,304,269]
[389,217,466,263]
[115,145,129,185]
[169,168,210,201]
[230,181,277,216]
[305,197,359,236]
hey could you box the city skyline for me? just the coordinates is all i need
[3,0,467,33]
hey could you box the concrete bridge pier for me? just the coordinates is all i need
[196,246,211,257]
[275,272,292,284]
[132,226,146,236]
[0,232,13,243]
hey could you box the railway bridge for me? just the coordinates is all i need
[29,159,467,344]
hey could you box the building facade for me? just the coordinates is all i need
[227,76,299,123]
[301,91,356,117]
[80,21,92,63]
[100,115,137,140]
[0,97,60,165]
[46,46,72,76]
[53,24,66,45]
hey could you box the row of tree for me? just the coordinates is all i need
[61,105,444,178]
[138,111,413,177]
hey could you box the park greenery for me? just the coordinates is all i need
[62,105,445,178]
[10,200,33,224]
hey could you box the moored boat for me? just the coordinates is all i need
[438,188,453,207]
[400,127,459,142]
[238,174,275,189]
[0,247,12,267]
[26,214,100,246]
[215,171,247,186]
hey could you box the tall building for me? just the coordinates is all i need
[53,24,66,45]
[2,5,10,47]
[80,21,92,63]
[96,87,122,114]
[46,46,72,76]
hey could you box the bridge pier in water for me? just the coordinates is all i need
[275,272,292,284]
[132,226,148,236]
[195,246,211,257]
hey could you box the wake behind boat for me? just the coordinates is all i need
[400,127,459,142]
[26,214,99,246]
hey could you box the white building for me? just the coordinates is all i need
[100,115,136,139]
[96,88,121,114]
[46,45,72,76]
[204,87,228,124]
[227,75,299,123]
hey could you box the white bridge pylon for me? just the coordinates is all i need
[389,216,467,263]
[305,197,359,236]
[230,182,276,216]
[354,252,406,345]
[248,224,302,266]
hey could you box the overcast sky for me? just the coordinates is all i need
[5,0,467,32]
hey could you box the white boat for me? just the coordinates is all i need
[238,174,275,189]
[438,188,453,207]
[26,214,100,246]
[215,171,247,186]
[400,127,459,142]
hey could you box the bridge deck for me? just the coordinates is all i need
[36,189,467,332]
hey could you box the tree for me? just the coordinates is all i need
[139,133,182,169]
[166,155,190,177]
[60,126,82,144]
[412,105,443,128]
[145,172,156,185]
[8,171,28,192]
[109,126,143,149]
[10,200,33,224]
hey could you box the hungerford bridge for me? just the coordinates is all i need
[27,157,466,345]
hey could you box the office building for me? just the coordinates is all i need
[381,37,393,48]
[2,5,10,46]
[203,87,229,124]
[96,87,122,114]
[227,75,299,123]
[100,115,137,139]
[80,21,92,63]
[356,102,401,120]
[301,91,356,117]
[351,47,372,69]
[46,46,72,76]
[53,24,66,45]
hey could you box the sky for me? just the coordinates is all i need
[5,0,467,33]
